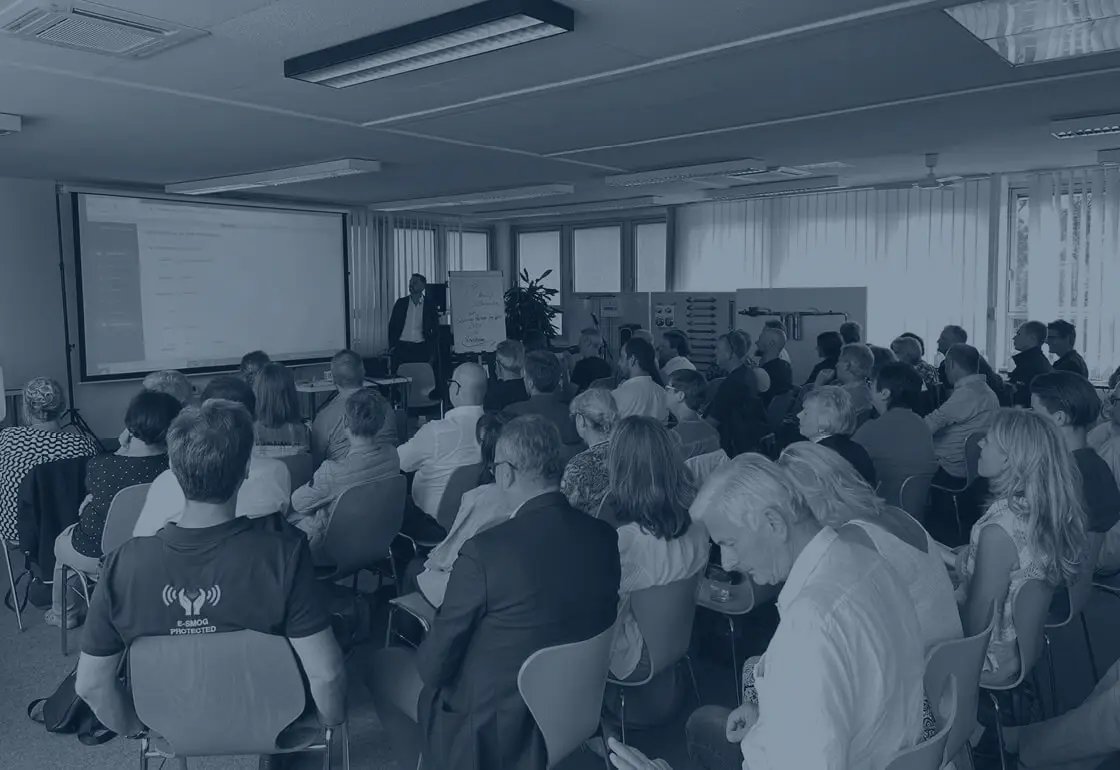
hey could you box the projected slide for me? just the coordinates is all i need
[75,194,348,380]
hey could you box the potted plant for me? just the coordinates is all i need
[505,269,561,340]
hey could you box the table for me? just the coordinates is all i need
[295,377,412,420]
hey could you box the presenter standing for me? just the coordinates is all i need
[388,273,439,374]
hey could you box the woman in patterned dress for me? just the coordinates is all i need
[561,388,619,515]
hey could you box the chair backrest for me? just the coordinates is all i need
[1006,578,1055,689]
[435,463,482,531]
[518,625,615,769]
[321,475,406,579]
[130,630,306,757]
[101,483,152,555]
[765,390,797,433]
[278,453,314,492]
[884,676,958,770]
[923,603,996,762]
[898,473,934,523]
[398,363,439,407]
[628,573,702,681]
[963,431,985,486]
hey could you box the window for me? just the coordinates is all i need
[517,229,562,336]
[394,226,436,299]
[634,222,667,292]
[447,230,490,272]
[573,226,622,293]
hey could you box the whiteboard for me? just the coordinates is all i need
[449,271,506,353]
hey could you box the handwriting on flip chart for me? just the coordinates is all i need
[449,271,506,353]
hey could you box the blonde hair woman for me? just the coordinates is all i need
[780,442,962,651]
[560,388,619,515]
[958,408,1088,683]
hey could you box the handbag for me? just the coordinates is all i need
[27,666,116,746]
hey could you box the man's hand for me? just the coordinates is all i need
[607,737,673,770]
[814,369,835,388]
[726,701,760,743]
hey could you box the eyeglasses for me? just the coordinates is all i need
[448,380,462,393]
[494,460,518,474]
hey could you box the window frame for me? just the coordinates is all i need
[445,226,494,273]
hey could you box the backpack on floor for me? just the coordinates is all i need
[27,665,116,746]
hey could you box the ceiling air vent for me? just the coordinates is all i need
[0,1,206,58]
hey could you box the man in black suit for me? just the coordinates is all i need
[367,415,621,770]
[388,273,440,373]
[1009,320,1053,407]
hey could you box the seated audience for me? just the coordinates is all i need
[238,349,271,390]
[763,319,793,364]
[75,400,346,748]
[840,320,863,344]
[658,329,696,380]
[935,325,1008,404]
[289,389,401,552]
[613,454,926,770]
[399,362,487,536]
[805,330,843,386]
[797,385,877,486]
[413,414,511,607]
[779,442,961,650]
[705,332,767,457]
[133,377,291,536]
[252,363,311,457]
[756,326,793,400]
[561,388,618,515]
[868,344,897,379]
[1090,383,1120,481]
[735,330,770,394]
[1046,319,1089,378]
[607,417,708,680]
[49,390,181,628]
[311,349,397,467]
[117,369,195,453]
[571,327,614,394]
[854,362,938,505]
[667,369,722,459]
[0,378,100,545]
[955,408,1087,684]
[613,337,669,421]
[826,343,876,418]
[1009,320,1053,408]
[484,339,529,412]
[925,343,1000,483]
[893,334,941,394]
[504,351,581,445]
[367,416,620,770]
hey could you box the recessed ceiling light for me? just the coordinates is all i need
[604,159,768,187]
[946,0,1120,65]
[285,0,574,89]
[165,159,382,195]
[667,176,842,202]
[1049,113,1120,140]
[471,197,660,220]
[371,184,575,212]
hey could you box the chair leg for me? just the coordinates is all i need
[352,572,359,592]
[139,737,148,770]
[685,654,701,707]
[1044,632,1058,716]
[598,721,612,770]
[61,564,69,656]
[324,725,333,770]
[619,689,627,746]
[728,616,740,706]
[2,542,23,632]
[1078,613,1100,683]
[385,605,396,649]
[953,496,964,544]
[989,692,1009,770]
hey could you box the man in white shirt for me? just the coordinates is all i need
[657,330,696,381]
[132,376,291,538]
[613,337,669,421]
[388,273,438,373]
[608,454,926,770]
[398,362,487,539]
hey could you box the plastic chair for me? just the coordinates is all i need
[61,482,151,655]
[3,538,24,632]
[130,630,349,769]
[765,389,797,433]
[317,475,406,590]
[1043,533,1103,713]
[518,625,616,769]
[695,571,780,705]
[397,363,440,412]
[884,676,958,770]
[434,463,482,532]
[923,603,996,768]
[279,453,314,492]
[929,431,985,540]
[607,574,702,743]
[684,450,730,488]
[898,473,935,524]
[385,591,438,648]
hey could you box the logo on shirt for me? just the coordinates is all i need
[162,585,221,635]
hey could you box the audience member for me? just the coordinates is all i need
[830,343,876,418]
[797,386,877,486]
[868,344,897,379]
[117,370,196,454]
[763,319,793,363]
[289,389,401,552]
[562,388,618,515]
[667,369,721,459]
[613,454,926,770]
[779,442,961,650]
[756,326,793,400]
[898,331,927,356]
[1046,319,1089,378]
[1090,384,1120,481]
[606,417,708,680]
[613,337,669,421]
[705,332,767,457]
[1009,320,1053,408]
[484,339,529,412]
[631,329,655,345]
[891,335,940,411]
[955,408,1087,685]
[413,413,512,607]
[839,320,863,345]
[0,377,99,544]
[49,390,181,628]
[733,330,770,394]
[252,363,311,457]
[854,362,938,505]
[238,350,270,390]
[133,377,291,536]
[311,350,397,468]
[399,362,487,538]
[935,325,1007,404]
[805,330,843,386]
[658,330,696,380]
[571,328,613,394]
[504,351,581,445]
[925,343,1000,483]
[368,416,620,770]
[76,400,347,747]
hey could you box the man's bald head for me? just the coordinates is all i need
[451,362,488,407]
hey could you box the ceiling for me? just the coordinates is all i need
[1,0,1120,215]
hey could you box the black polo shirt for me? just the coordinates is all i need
[704,364,767,457]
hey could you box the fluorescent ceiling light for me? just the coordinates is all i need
[165,159,381,195]
[605,159,768,187]
[371,184,575,212]
[946,0,1120,65]
[677,176,842,202]
[285,0,574,89]
[471,196,660,220]
[1050,113,1120,139]
[0,112,21,136]
[1100,148,1120,164]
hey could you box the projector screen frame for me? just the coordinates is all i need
[70,192,352,383]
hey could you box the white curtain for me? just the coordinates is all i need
[673,199,770,291]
